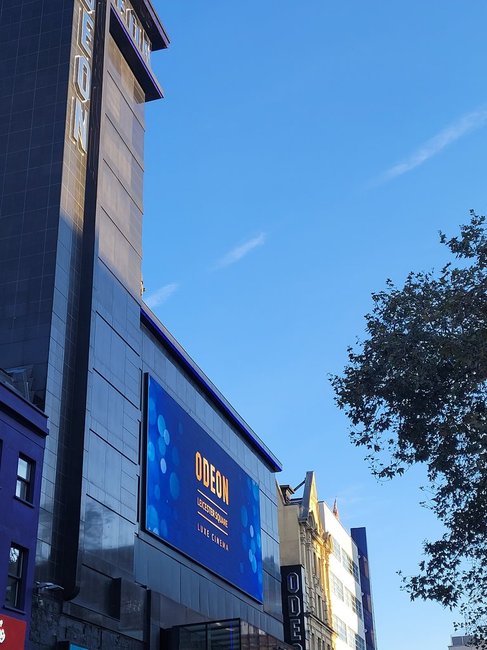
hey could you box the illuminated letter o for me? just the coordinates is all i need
[287,572,300,594]
[195,452,202,481]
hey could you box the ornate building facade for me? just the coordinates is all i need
[278,473,335,650]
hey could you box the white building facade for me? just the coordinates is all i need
[320,501,366,650]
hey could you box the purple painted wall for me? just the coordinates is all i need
[0,378,48,644]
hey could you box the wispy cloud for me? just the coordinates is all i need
[375,107,487,185]
[215,232,266,269]
[144,283,179,309]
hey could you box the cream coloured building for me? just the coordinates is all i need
[278,473,336,650]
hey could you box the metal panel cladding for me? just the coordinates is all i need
[144,375,264,602]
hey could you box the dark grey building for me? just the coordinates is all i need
[0,1,287,648]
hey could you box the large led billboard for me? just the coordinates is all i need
[144,375,263,602]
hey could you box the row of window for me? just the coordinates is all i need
[1,442,35,611]
[310,632,332,650]
[330,572,363,619]
[332,615,365,650]
[331,537,360,582]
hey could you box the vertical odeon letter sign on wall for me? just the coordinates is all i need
[281,565,306,650]
[72,0,96,154]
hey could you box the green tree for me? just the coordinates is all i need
[331,212,487,644]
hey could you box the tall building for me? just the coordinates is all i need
[278,472,378,650]
[0,1,289,648]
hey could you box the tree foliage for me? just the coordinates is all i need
[331,212,487,644]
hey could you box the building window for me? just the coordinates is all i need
[334,618,359,649]
[352,560,360,582]
[332,615,347,643]
[331,572,344,600]
[321,596,327,620]
[331,536,341,562]
[355,633,366,650]
[6,544,26,609]
[16,455,34,502]
[342,550,352,573]
[343,584,363,619]
[341,548,360,582]
[353,595,363,619]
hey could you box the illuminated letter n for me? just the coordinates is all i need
[72,98,88,153]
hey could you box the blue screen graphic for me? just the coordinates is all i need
[145,375,263,602]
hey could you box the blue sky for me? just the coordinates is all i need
[142,2,487,647]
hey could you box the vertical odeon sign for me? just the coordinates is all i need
[71,0,96,154]
[281,565,306,650]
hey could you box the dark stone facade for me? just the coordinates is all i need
[31,594,144,650]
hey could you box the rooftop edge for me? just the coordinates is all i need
[140,306,283,473]
[130,0,170,51]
